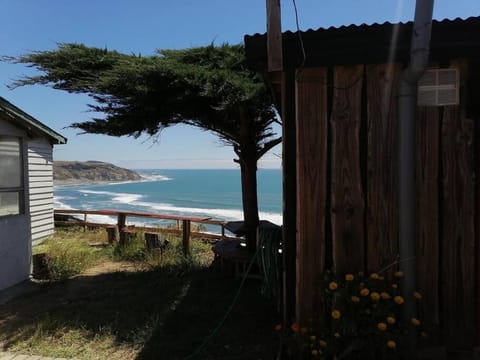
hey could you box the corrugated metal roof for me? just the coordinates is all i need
[245,16,480,69]
[0,97,67,144]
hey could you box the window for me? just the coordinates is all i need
[0,136,24,217]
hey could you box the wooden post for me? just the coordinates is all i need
[106,225,120,244]
[182,220,191,255]
[282,69,297,325]
[117,212,126,230]
[145,232,168,252]
[221,224,225,239]
[266,0,282,72]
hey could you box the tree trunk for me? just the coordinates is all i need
[240,156,260,252]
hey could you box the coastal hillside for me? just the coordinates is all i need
[54,161,143,184]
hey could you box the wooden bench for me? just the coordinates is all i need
[144,232,169,253]
[212,239,260,278]
[120,227,137,246]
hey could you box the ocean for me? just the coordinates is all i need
[54,169,282,232]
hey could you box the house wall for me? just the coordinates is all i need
[28,138,54,245]
[0,118,31,291]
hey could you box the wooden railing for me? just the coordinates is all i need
[54,209,235,254]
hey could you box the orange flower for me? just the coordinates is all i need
[411,318,421,326]
[386,316,396,325]
[274,324,282,331]
[394,296,404,305]
[351,295,360,303]
[377,322,387,331]
[319,340,327,348]
[387,340,396,349]
[414,291,422,300]
[300,326,308,334]
[328,281,338,290]
[370,292,380,301]
[381,292,391,300]
[345,274,354,281]
[291,323,300,332]
[360,288,370,297]
[391,283,398,289]
[331,310,341,319]
[394,271,404,278]
[370,273,380,280]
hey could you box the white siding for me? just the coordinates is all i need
[28,138,54,243]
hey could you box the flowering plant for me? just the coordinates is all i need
[276,270,424,359]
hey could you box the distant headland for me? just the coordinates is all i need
[53,161,143,185]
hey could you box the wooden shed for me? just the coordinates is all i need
[0,97,66,290]
[245,17,480,356]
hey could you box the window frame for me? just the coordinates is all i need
[0,135,25,217]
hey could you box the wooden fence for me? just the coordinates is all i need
[294,60,478,352]
[54,209,232,255]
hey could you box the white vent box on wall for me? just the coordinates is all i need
[418,68,459,106]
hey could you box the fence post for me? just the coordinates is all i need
[117,212,126,230]
[182,220,191,255]
[83,213,87,232]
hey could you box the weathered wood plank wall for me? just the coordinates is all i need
[440,60,475,350]
[330,65,365,274]
[366,63,400,273]
[295,68,328,321]
[293,61,477,351]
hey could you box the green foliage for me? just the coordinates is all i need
[37,235,112,280]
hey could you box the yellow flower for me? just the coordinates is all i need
[370,273,380,280]
[411,318,421,326]
[394,296,404,304]
[392,283,398,289]
[310,335,316,341]
[370,292,380,301]
[387,316,396,325]
[378,275,385,280]
[377,322,387,331]
[414,291,422,300]
[311,349,319,356]
[394,271,404,278]
[334,332,341,338]
[345,274,354,281]
[331,310,341,319]
[329,281,338,290]
[387,340,396,349]
[351,295,360,303]
[319,340,327,348]
[358,271,364,277]
[381,292,391,299]
[359,282,365,288]
[360,288,370,297]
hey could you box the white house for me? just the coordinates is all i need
[0,97,66,291]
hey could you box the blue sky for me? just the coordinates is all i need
[1,0,478,169]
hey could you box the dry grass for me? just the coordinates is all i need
[0,227,277,359]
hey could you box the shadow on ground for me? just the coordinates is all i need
[0,264,278,360]
[136,268,278,360]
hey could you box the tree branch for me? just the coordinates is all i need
[256,136,282,160]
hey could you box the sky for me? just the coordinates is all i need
[1,0,479,169]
